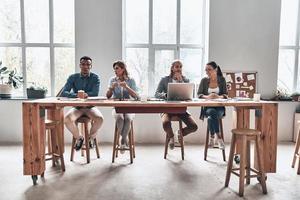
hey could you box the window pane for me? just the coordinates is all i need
[297,54,300,92]
[125,0,149,44]
[125,48,149,95]
[24,0,49,43]
[277,49,295,93]
[154,50,174,85]
[153,0,176,44]
[181,0,203,44]
[55,48,75,95]
[53,0,74,43]
[26,48,51,94]
[180,48,202,83]
[279,0,298,46]
[0,47,23,95]
[0,0,21,43]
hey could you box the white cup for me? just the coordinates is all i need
[78,90,85,99]
[253,93,261,102]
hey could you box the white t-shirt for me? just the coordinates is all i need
[208,87,219,94]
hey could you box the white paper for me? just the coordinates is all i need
[226,74,233,83]
[235,73,243,83]
[236,84,240,89]
[243,82,248,86]
[249,85,254,91]
[247,74,255,81]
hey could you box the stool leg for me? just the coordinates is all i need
[225,134,236,187]
[116,128,120,158]
[292,131,300,168]
[84,122,90,164]
[255,136,267,194]
[81,124,85,157]
[297,157,300,175]
[95,138,100,159]
[164,133,169,159]
[239,136,247,197]
[179,120,184,160]
[131,122,136,158]
[112,124,118,163]
[204,124,209,161]
[50,129,56,167]
[129,128,133,164]
[70,137,75,161]
[219,119,226,162]
[246,141,251,184]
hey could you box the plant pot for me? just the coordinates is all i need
[27,89,46,99]
[0,84,12,98]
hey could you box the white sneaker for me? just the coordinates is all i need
[169,137,175,150]
[218,139,225,150]
[208,137,214,148]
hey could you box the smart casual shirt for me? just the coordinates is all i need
[61,72,100,98]
[108,77,138,99]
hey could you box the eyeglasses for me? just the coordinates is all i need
[80,63,92,67]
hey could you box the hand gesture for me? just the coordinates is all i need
[174,72,183,82]
[119,81,127,88]
[208,93,219,99]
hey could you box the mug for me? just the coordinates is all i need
[78,90,85,99]
[253,93,261,102]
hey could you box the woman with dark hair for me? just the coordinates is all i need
[197,61,228,149]
[106,61,138,153]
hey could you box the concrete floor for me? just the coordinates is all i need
[0,143,299,200]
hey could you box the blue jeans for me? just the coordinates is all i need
[205,107,225,135]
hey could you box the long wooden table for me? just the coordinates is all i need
[22,98,278,183]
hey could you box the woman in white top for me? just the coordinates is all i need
[197,61,228,149]
[106,61,138,153]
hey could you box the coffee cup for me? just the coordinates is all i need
[253,93,261,102]
[78,90,85,99]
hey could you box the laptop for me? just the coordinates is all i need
[167,83,194,101]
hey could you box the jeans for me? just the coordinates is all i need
[205,107,225,135]
[112,109,135,142]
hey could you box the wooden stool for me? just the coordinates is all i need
[70,116,100,163]
[292,121,300,175]
[225,128,267,197]
[112,121,135,163]
[204,118,226,161]
[164,116,185,160]
[42,119,65,177]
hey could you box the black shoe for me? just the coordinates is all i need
[89,138,95,149]
[75,137,84,151]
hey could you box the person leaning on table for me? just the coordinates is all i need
[155,60,198,150]
[197,61,228,149]
[61,56,104,151]
[106,60,138,153]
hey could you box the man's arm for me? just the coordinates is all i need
[61,75,77,98]
[155,77,167,99]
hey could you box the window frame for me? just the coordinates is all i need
[278,0,300,93]
[122,0,208,94]
[0,0,75,96]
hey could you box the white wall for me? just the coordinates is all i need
[1,0,299,144]
[209,0,281,98]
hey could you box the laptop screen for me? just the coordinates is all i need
[167,83,194,101]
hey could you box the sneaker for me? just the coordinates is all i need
[169,137,175,150]
[234,154,240,164]
[89,138,95,149]
[174,130,181,147]
[75,137,84,151]
[208,136,214,148]
[120,144,126,154]
[217,139,225,150]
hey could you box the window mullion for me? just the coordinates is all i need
[49,0,55,96]
[20,0,27,96]
[148,0,154,95]
[294,0,300,92]
[176,0,180,59]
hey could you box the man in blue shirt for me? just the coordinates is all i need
[62,56,104,151]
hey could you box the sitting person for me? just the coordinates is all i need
[106,61,138,153]
[155,60,198,149]
[62,56,104,151]
[197,61,228,149]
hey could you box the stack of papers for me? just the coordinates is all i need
[86,96,107,100]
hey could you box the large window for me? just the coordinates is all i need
[123,0,208,95]
[278,0,300,94]
[0,0,75,96]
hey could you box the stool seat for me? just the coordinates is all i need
[232,129,261,136]
[45,119,60,128]
[76,116,91,123]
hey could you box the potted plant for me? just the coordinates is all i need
[291,92,300,101]
[26,83,48,99]
[271,88,293,101]
[0,61,23,98]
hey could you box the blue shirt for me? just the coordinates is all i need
[61,72,100,98]
[108,77,138,99]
